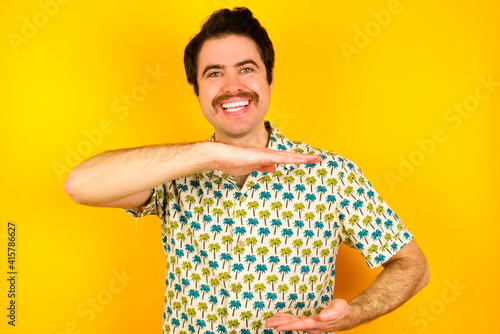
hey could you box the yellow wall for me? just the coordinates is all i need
[1,0,499,333]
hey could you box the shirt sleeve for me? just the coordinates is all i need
[337,158,413,269]
[124,184,167,218]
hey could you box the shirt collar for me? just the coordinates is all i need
[206,121,297,179]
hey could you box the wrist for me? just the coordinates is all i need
[345,296,381,329]
[320,299,363,332]
[195,141,222,171]
[343,302,364,330]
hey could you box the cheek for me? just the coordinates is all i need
[200,85,219,105]
[257,84,272,105]
[197,92,212,109]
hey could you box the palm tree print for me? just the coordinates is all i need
[125,122,413,333]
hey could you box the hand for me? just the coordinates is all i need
[265,299,353,334]
[210,142,322,176]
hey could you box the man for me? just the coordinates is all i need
[65,7,429,334]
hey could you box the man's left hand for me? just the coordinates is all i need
[265,299,356,334]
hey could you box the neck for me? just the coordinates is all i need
[214,123,269,148]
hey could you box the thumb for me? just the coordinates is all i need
[259,165,276,173]
[318,299,348,321]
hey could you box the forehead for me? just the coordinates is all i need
[197,34,263,72]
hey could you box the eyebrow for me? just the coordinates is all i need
[236,59,259,68]
[201,59,260,77]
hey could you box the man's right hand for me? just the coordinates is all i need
[64,141,321,209]
[211,142,321,176]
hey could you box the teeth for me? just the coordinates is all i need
[225,106,245,113]
[221,100,249,109]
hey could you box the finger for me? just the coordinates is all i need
[271,152,322,164]
[265,315,313,328]
[304,153,322,162]
[265,317,307,329]
[268,312,296,318]
[253,150,321,164]
[273,316,324,332]
[265,314,301,327]
[231,148,321,169]
[267,315,317,328]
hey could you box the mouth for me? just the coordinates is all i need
[221,99,250,113]
[212,91,259,114]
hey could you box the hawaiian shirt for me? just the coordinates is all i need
[126,121,413,334]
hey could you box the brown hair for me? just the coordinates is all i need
[184,7,275,95]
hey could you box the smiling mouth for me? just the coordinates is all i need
[221,100,250,112]
[212,91,259,112]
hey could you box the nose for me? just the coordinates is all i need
[221,71,244,93]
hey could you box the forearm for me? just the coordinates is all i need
[65,140,322,207]
[65,141,212,206]
[345,254,429,329]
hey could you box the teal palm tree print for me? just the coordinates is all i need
[126,122,413,334]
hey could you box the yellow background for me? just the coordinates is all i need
[1,0,499,333]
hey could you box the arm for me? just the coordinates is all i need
[339,239,429,329]
[64,141,321,208]
[265,239,429,333]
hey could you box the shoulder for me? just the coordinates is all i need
[288,138,359,172]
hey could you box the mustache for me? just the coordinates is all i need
[212,91,259,110]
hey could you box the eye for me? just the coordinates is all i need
[241,67,254,73]
[208,71,221,77]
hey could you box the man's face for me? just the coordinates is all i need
[194,34,273,142]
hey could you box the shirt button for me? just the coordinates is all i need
[239,195,246,202]
[229,331,238,334]
[237,241,245,248]
[232,284,242,293]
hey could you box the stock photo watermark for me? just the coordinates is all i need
[52,64,169,182]
[397,277,466,334]
[213,0,245,10]
[385,74,499,191]
[340,0,413,63]
[7,0,72,54]
[267,106,296,132]
[47,268,134,334]
[5,221,18,326]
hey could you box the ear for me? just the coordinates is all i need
[192,85,200,103]
[270,71,274,93]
